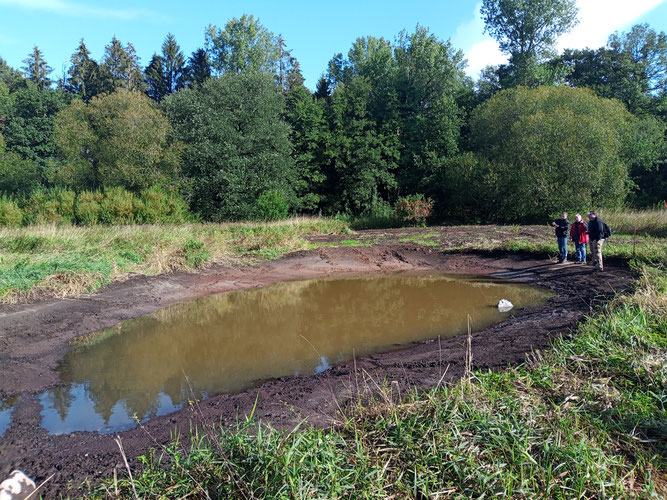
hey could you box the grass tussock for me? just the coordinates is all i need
[98,265,666,499]
[0,218,349,303]
[601,207,667,238]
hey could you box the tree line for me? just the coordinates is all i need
[0,1,665,225]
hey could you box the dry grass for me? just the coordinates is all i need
[601,207,667,237]
[0,218,349,303]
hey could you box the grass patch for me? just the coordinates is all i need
[602,207,667,238]
[0,218,349,303]
[98,265,666,498]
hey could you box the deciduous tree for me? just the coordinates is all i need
[54,89,181,191]
[164,71,295,220]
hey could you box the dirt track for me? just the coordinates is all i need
[0,234,633,497]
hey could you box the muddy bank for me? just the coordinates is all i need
[0,244,633,496]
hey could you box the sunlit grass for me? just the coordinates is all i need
[0,218,349,303]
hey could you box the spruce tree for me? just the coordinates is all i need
[144,54,167,101]
[100,36,144,93]
[186,49,211,87]
[65,39,100,101]
[21,46,52,90]
[161,33,186,94]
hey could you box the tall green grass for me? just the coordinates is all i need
[98,265,666,498]
[0,218,349,303]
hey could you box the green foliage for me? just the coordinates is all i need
[452,86,634,222]
[74,190,103,225]
[0,149,42,197]
[99,186,136,224]
[182,239,209,268]
[0,80,69,167]
[205,15,281,75]
[98,36,144,93]
[64,39,102,102]
[135,186,191,224]
[482,0,579,60]
[350,199,399,229]
[23,188,76,224]
[283,84,327,212]
[21,46,52,90]
[54,89,182,191]
[0,196,22,226]
[164,71,296,221]
[256,190,289,221]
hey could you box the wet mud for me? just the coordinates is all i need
[0,241,633,496]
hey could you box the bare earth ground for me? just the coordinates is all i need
[0,226,634,497]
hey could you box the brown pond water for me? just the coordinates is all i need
[29,273,552,434]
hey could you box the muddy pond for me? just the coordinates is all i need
[3,273,553,435]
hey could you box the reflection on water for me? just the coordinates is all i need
[38,273,552,434]
[0,398,16,436]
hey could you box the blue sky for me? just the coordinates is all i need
[0,0,665,89]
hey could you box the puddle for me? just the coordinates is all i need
[0,398,17,437]
[35,273,552,434]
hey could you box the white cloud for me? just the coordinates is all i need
[465,39,507,77]
[453,0,665,80]
[452,2,509,79]
[0,0,168,21]
[557,0,664,51]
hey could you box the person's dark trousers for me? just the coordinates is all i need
[557,236,568,262]
[575,242,586,262]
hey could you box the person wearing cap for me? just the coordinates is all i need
[550,212,571,263]
[587,211,606,272]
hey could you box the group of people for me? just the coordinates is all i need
[550,211,609,272]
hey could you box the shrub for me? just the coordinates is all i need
[0,152,42,197]
[99,187,135,225]
[351,199,400,230]
[256,190,289,221]
[396,194,433,226]
[75,191,104,225]
[136,186,191,224]
[23,188,76,224]
[182,239,209,268]
[0,196,23,226]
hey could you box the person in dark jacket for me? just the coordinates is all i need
[550,212,570,263]
[587,211,605,271]
[569,214,589,263]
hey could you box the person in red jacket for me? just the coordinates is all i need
[570,214,589,263]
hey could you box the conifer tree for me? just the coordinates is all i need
[100,36,144,93]
[161,33,186,94]
[65,39,100,101]
[186,49,211,87]
[144,54,167,101]
[21,46,52,90]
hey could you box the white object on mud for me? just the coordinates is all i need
[497,299,514,312]
[0,470,36,500]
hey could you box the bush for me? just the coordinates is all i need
[99,187,136,225]
[0,196,23,226]
[75,191,104,225]
[23,188,76,225]
[182,239,209,268]
[467,86,633,222]
[136,186,191,224]
[256,190,289,221]
[396,194,433,226]
[351,199,400,230]
[0,152,42,197]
